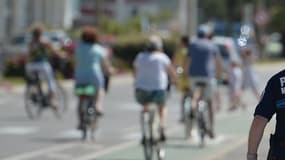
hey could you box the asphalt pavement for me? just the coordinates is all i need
[0,63,283,160]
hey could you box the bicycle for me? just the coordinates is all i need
[24,71,67,119]
[182,90,193,140]
[184,81,211,147]
[141,104,166,160]
[75,84,99,141]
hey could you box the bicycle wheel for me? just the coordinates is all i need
[24,85,43,119]
[183,96,192,139]
[141,112,154,160]
[197,100,209,147]
[52,84,67,118]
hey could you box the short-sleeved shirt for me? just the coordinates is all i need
[134,51,171,91]
[254,69,285,138]
[75,42,107,87]
[188,38,220,78]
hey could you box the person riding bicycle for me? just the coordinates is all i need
[134,35,176,142]
[184,25,223,138]
[172,35,191,122]
[25,25,59,109]
[74,26,112,129]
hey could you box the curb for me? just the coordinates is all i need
[0,73,133,94]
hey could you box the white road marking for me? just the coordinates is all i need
[57,129,82,139]
[0,99,12,106]
[0,126,38,135]
[3,142,79,160]
[122,132,140,140]
[74,126,181,160]
[73,141,137,160]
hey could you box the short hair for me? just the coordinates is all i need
[81,26,98,44]
[180,35,189,45]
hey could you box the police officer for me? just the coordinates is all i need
[248,70,285,160]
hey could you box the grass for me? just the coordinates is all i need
[0,76,25,86]
[256,57,285,64]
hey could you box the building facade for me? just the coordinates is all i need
[77,0,167,25]
[0,0,75,41]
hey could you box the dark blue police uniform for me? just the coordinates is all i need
[255,69,285,159]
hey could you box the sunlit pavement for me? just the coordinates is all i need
[0,63,283,160]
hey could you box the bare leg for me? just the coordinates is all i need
[95,88,105,115]
[159,105,167,130]
[159,104,167,141]
[215,88,221,112]
[208,99,215,138]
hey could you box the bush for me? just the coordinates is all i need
[112,35,177,68]
[4,55,27,77]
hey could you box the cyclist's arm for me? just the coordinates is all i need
[215,53,224,80]
[101,57,113,76]
[183,56,190,77]
[167,64,177,85]
[43,41,65,58]
[247,115,268,160]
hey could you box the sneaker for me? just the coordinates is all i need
[160,131,167,142]
[96,110,104,117]
[141,136,146,145]
[208,130,215,139]
[77,123,84,130]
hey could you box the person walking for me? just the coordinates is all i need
[247,68,285,159]
[241,47,260,100]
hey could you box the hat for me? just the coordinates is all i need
[147,35,163,50]
[197,25,212,38]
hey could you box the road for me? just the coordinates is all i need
[0,63,283,160]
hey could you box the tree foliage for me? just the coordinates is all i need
[270,6,285,32]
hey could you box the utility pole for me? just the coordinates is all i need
[188,0,198,38]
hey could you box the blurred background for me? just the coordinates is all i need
[0,0,285,160]
[0,0,284,79]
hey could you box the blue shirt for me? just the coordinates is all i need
[75,42,106,87]
[255,69,285,138]
[188,38,220,78]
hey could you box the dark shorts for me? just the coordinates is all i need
[135,89,167,106]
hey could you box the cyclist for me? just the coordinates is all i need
[172,35,191,122]
[134,35,176,142]
[74,26,112,129]
[25,25,59,109]
[184,26,223,138]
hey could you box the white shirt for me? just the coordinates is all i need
[134,51,171,90]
